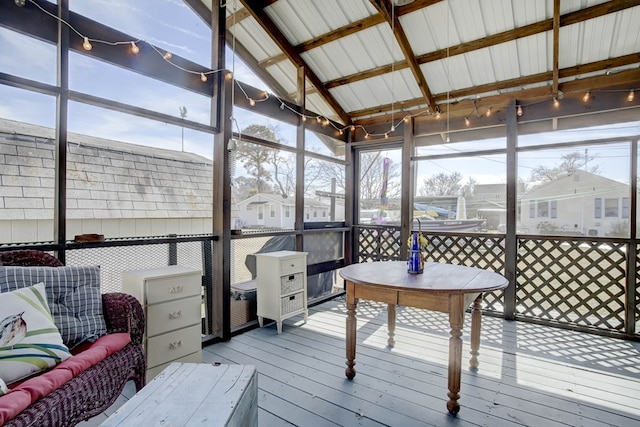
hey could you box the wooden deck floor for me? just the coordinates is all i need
[84,297,640,426]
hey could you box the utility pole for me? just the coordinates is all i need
[179,106,187,152]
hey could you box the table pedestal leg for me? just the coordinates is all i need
[387,303,396,347]
[470,293,483,369]
[345,282,357,379]
[447,296,464,415]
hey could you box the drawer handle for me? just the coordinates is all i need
[169,310,183,320]
[289,295,295,300]
[169,340,183,349]
[288,275,295,280]
[169,286,183,294]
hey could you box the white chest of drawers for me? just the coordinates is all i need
[122,266,202,380]
[255,251,308,334]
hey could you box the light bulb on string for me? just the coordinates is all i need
[163,51,172,60]
[248,98,256,107]
[464,117,470,127]
[350,125,355,132]
[384,133,389,139]
[445,134,450,143]
[390,125,395,132]
[403,116,410,123]
[225,71,233,80]
[517,105,523,116]
[200,73,207,82]
[316,116,322,123]
[435,110,441,119]
[582,91,590,103]
[82,37,92,51]
[628,89,635,102]
[553,97,560,108]
[130,41,139,54]
[485,107,492,117]
[301,116,307,122]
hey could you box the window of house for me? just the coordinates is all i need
[284,206,290,218]
[270,205,275,218]
[595,198,602,218]
[622,197,629,218]
[313,211,317,218]
[604,198,619,217]
[537,201,549,217]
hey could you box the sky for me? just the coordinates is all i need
[1,0,639,192]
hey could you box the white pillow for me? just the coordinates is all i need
[0,283,72,385]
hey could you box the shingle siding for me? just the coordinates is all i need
[0,119,213,241]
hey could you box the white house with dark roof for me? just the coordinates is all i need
[0,118,213,244]
[236,193,344,229]
[520,171,629,237]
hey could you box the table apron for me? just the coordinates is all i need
[353,284,398,304]
[351,283,482,314]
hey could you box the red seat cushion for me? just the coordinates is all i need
[0,333,131,425]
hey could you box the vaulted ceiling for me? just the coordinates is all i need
[206,0,640,140]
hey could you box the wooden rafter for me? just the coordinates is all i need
[552,0,560,97]
[349,53,640,121]
[240,0,351,124]
[370,0,436,112]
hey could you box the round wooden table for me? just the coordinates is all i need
[339,261,508,415]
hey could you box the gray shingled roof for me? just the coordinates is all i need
[0,118,213,221]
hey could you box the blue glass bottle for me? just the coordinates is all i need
[408,233,423,274]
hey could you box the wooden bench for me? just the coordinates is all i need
[101,363,257,427]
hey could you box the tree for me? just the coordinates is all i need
[419,172,463,196]
[530,151,600,183]
[234,124,293,197]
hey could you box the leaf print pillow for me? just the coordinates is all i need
[0,283,71,385]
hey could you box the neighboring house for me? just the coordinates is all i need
[236,193,344,229]
[0,118,213,243]
[472,183,525,230]
[520,172,629,236]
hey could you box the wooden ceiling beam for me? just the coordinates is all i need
[240,0,352,124]
[226,8,251,28]
[370,0,436,112]
[552,0,560,98]
[349,54,640,121]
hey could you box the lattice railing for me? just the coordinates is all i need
[356,225,401,262]
[517,238,626,331]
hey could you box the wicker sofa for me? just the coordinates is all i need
[0,250,146,427]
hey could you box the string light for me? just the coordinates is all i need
[464,117,470,127]
[82,37,92,51]
[18,0,638,142]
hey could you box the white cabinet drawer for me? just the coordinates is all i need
[280,272,304,294]
[281,291,304,315]
[146,295,200,337]
[146,324,201,368]
[280,256,305,275]
[144,274,200,305]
